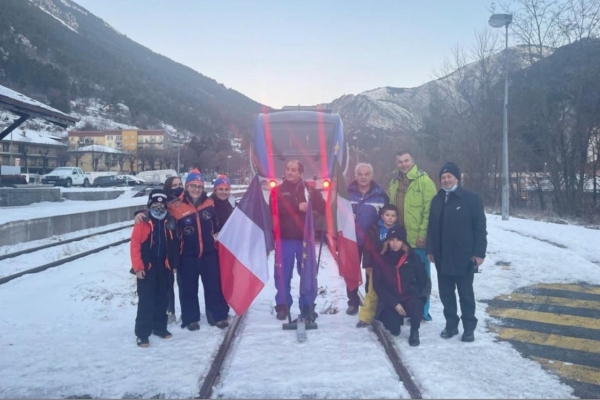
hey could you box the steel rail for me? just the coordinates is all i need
[0,225,132,262]
[197,314,245,399]
[0,238,130,285]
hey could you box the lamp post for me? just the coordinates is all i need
[176,133,181,175]
[227,155,232,177]
[489,13,512,221]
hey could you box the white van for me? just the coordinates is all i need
[136,169,177,186]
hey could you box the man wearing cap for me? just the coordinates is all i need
[167,169,231,331]
[130,189,180,347]
[388,150,437,321]
[427,162,487,342]
[270,159,326,321]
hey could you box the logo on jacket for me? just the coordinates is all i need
[202,210,212,220]
[183,226,195,236]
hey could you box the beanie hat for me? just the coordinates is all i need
[147,189,168,207]
[213,174,231,189]
[185,169,204,186]
[439,162,461,181]
[386,226,407,243]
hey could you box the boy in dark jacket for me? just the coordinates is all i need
[130,189,180,347]
[357,204,399,327]
[372,227,431,346]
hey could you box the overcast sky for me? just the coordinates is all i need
[74,0,498,108]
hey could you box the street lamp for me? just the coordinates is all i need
[227,155,232,177]
[176,133,181,175]
[489,13,512,221]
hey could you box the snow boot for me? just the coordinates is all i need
[136,337,149,348]
[409,329,420,346]
[152,329,172,339]
[346,306,358,315]
[440,327,459,339]
[215,320,229,330]
[275,304,288,321]
[187,322,200,331]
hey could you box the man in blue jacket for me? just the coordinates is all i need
[347,163,389,315]
[427,162,487,342]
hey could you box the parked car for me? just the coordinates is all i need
[41,167,91,187]
[116,175,145,186]
[92,175,126,187]
[136,169,177,186]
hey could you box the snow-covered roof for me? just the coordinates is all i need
[0,85,79,124]
[67,144,127,154]
[0,84,79,130]
[0,128,67,146]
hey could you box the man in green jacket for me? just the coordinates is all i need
[388,150,437,321]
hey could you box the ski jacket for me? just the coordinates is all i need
[130,214,180,273]
[210,193,236,228]
[426,185,487,276]
[362,221,399,269]
[270,179,325,241]
[169,192,219,257]
[387,165,437,248]
[372,248,431,317]
[348,180,389,248]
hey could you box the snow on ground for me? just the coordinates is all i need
[0,196,598,398]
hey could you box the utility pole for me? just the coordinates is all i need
[176,133,181,175]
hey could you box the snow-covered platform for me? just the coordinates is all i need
[0,203,599,398]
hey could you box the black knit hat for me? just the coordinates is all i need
[147,189,168,207]
[439,162,461,181]
[386,226,407,243]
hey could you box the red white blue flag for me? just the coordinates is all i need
[219,176,273,315]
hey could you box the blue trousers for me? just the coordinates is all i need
[179,252,230,328]
[274,240,310,311]
[414,248,432,321]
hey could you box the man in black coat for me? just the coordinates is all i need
[426,162,487,342]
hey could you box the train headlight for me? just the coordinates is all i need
[322,180,330,189]
[269,180,277,189]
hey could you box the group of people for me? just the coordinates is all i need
[271,152,487,347]
[130,170,236,347]
[354,151,487,345]
[130,150,487,349]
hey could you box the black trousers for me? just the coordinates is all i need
[377,297,424,336]
[438,272,477,332]
[179,252,230,328]
[135,263,170,338]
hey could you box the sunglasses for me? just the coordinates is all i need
[150,203,166,212]
[187,184,204,190]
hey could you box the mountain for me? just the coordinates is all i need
[0,0,265,139]
[328,45,552,144]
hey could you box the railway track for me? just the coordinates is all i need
[194,242,422,399]
[0,235,131,285]
[0,224,132,262]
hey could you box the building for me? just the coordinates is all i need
[67,129,184,173]
[0,128,68,174]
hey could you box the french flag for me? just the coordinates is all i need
[218,176,274,315]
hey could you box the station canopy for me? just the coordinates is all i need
[0,84,79,141]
